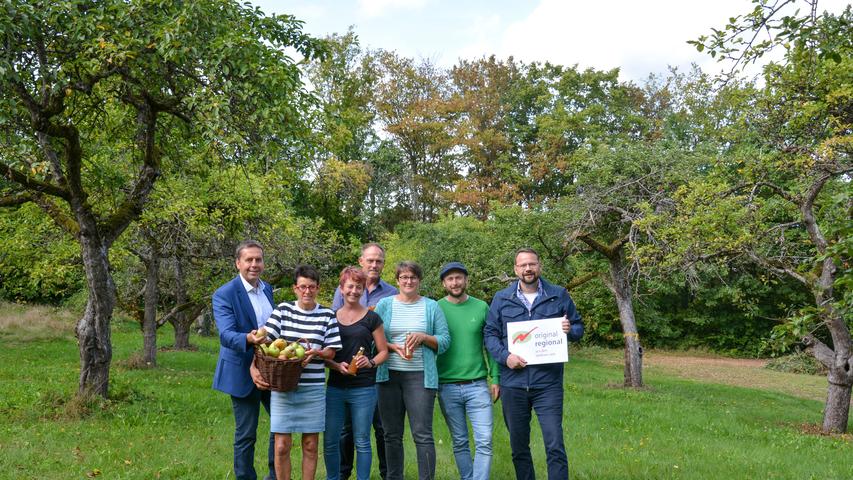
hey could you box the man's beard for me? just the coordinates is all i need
[520,273,539,286]
[447,288,466,299]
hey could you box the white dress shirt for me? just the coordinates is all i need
[240,275,273,328]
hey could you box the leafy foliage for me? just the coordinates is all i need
[0,204,81,302]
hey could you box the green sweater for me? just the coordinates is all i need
[436,296,500,385]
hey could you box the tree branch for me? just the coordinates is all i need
[36,131,68,188]
[577,234,611,257]
[800,172,831,254]
[566,271,601,290]
[478,272,514,284]
[576,233,628,259]
[101,102,161,243]
[0,162,71,200]
[0,192,33,207]
[32,195,79,236]
[759,181,795,202]
[156,301,205,328]
[730,181,799,204]
[803,334,835,369]
[746,251,810,287]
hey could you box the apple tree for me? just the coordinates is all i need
[0,0,322,398]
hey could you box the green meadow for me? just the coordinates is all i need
[0,303,850,479]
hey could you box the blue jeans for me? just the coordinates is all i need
[231,388,276,480]
[378,370,437,480]
[501,384,568,480]
[324,385,378,480]
[339,404,386,479]
[438,379,493,480]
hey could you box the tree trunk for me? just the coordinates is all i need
[141,250,160,366]
[197,310,214,337]
[607,250,643,388]
[75,231,115,398]
[812,258,852,433]
[823,364,852,433]
[170,259,192,349]
[172,320,191,349]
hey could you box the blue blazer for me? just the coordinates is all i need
[212,275,274,398]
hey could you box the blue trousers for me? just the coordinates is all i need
[324,385,378,480]
[501,384,568,480]
[437,379,494,480]
[339,404,387,479]
[231,388,276,480]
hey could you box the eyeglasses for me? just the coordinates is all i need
[294,284,318,292]
[515,262,539,269]
[397,275,420,282]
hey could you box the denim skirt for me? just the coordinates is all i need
[270,385,326,433]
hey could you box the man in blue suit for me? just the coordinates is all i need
[213,240,276,480]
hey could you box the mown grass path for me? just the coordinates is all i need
[584,348,834,403]
[0,304,850,479]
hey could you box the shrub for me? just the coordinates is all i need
[764,351,828,376]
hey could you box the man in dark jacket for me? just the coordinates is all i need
[484,248,583,480]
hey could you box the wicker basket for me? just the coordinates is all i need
[254,338,309,392]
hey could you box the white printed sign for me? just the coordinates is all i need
[506,317,568,365]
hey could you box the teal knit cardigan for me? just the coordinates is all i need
[374,295,451,389]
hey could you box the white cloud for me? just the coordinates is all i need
[470,0,852,81]
[358,0,428,18]
[452,14,503,62]
[492,0,734,79]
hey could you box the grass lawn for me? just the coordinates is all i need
[0,302,850,479]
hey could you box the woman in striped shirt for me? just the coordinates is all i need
[374,261,451,480]
[254,264,342,480]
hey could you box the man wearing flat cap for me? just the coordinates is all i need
[435,261,500,480]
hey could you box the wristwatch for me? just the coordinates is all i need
[368,358,376,368]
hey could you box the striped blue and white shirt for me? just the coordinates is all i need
[264,301,341,386]
[386,298,426,372]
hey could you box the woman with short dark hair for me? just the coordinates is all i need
[374,261,450,480]
[252,265,341,480]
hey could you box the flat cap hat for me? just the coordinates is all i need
[439,261,468,280]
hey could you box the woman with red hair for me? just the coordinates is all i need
[323,266,389,480]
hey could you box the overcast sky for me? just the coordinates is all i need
[254,0,851,82]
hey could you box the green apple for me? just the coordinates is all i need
[282,344,296,359]
[254,327,268,342]
[294,345,305,359]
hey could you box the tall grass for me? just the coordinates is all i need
[0,303,849,479]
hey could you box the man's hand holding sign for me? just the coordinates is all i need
[506,316,571,368]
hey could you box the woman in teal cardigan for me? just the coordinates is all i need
[374,261,450,480]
